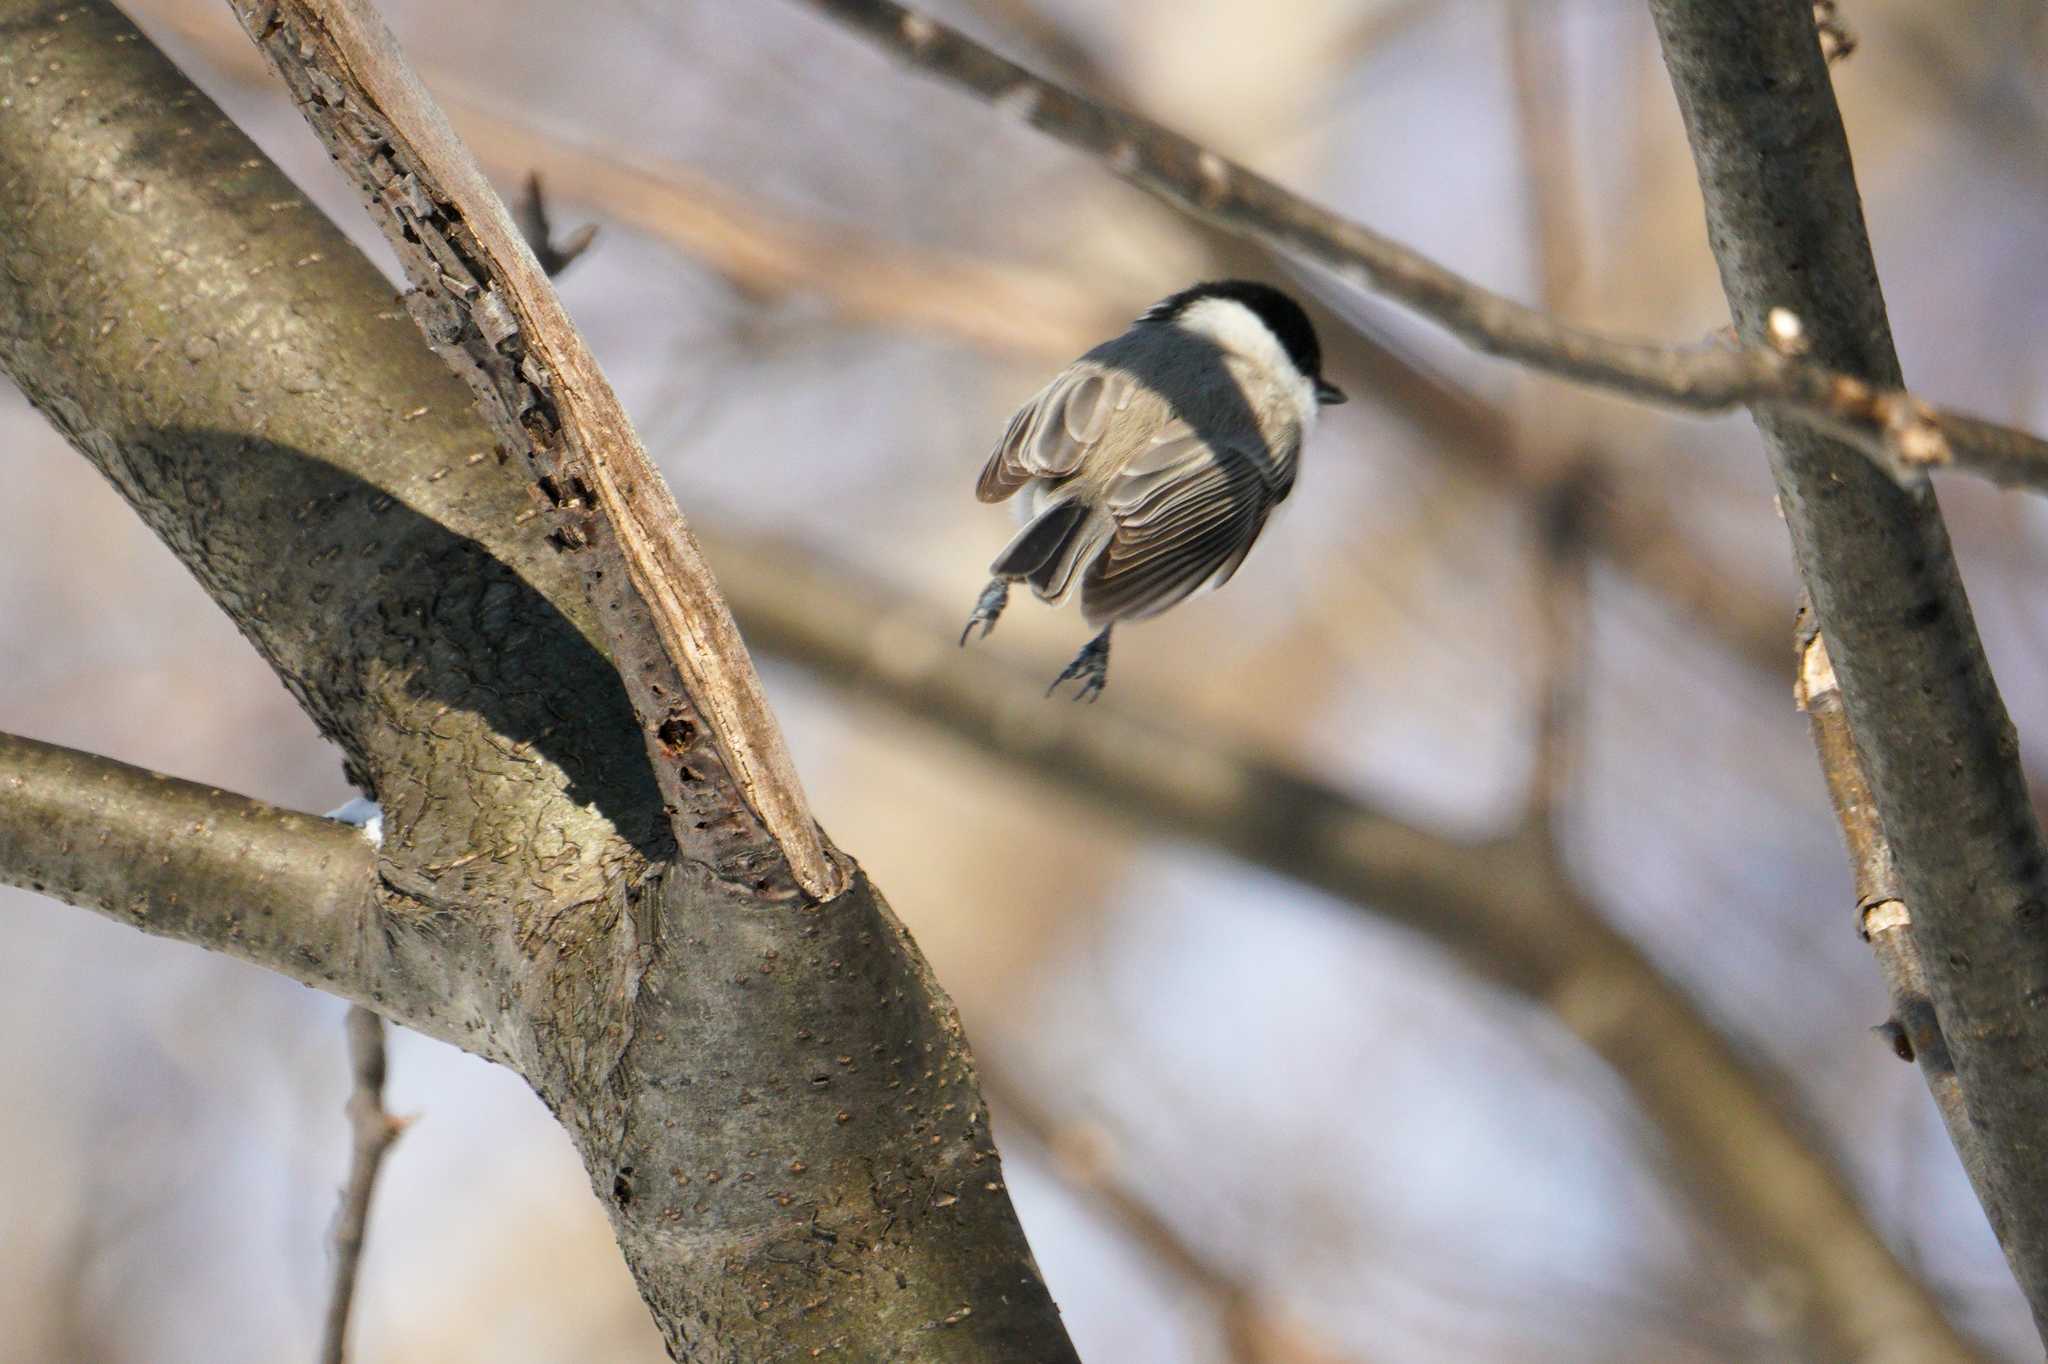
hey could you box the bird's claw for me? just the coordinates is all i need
[1047,630,1111,702]
[960,580,1009,647]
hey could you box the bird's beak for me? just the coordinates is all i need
[1315,378,1348,406]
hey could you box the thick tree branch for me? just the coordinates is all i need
[0,5,1071,1357]
[1648,0,2048,1342]
[700,529,1988,1363]
[797,0,2048,496]
[228,0,842,899]
[320,1006,405,1364]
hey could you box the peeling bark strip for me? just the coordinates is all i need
[1649,0,2048,1343]
[799,0,2048,496]
[228,0,845,901]
[1794,620,1987,1190]
[0,4,1073,1356]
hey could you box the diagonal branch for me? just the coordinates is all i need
[983,1066,1361,1364]
[229,0,843,899]
[796,0,2048,496]
[1648,0,2048,1342]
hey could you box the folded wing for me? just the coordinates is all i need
[1081,420,1290,626]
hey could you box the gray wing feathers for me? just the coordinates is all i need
[975,366,1129,503]
[1082,440,1274,625]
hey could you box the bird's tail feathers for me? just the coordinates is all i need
[989,499,1111,605]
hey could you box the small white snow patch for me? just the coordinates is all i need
[327,797,385,847]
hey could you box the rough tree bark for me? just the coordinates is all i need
[0,2,1075,1358]
[1648,0,2048,1344]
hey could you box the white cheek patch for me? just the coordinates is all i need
[1173,297,1318,430]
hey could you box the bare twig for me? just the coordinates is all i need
[231,0,846,900]
[1506,2,1596,843]
[798,0,2048,495]
[319,1006,407,1364]
[515,172,597,278]
[1652,0,2048,1342]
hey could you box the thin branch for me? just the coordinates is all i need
[1526,466,1595,840]
[1793,617,1984,1180]
[1507,1,1595,843]
[797,0,2048,495]
[319,1006,407,1364]
[230,0,845,900]
[1650,0,2048,1343]
[515,172,597,278]
[698,526,1990,1363]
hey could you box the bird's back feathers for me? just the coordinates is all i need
[978,329,1303,626]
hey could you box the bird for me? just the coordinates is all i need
[959,279,1345,700]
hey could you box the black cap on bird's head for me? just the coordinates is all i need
[1139,279,1347,406]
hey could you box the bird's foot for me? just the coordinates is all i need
[960,579,1010,646]
[1047,627,1112,702]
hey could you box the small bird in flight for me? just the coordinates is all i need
[960,279,1345,699]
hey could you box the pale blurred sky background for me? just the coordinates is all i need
[4,1,2047,1360]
